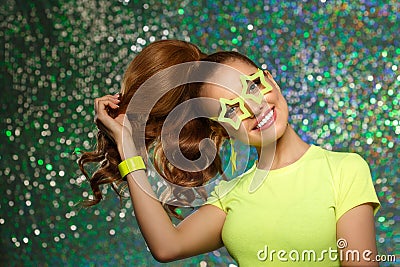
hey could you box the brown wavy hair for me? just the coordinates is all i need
[78,40,232,218]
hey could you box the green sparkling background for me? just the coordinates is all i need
[1,0,399,266]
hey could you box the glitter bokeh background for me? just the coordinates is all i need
[1,0,399,266]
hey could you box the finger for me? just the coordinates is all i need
[94,95,109,111]
[93,95,121,128]
[94,102,120,136]
[95,95,120,104]
[95,104,118,127]
[95,97,120,113]
[95,95,119,107]
[96,99,120,117]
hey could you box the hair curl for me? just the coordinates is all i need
[79,40,213,218]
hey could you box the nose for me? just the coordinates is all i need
[245,97,266,117]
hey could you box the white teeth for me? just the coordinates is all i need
[256,109,274,129]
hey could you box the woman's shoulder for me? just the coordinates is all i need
[312,145,367,166]
[309,145,370,178]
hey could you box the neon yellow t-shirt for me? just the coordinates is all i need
[205,145,380,266]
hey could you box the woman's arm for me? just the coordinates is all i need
[336,203,379,267]
[95,95,226,262]
[125,161,226,262]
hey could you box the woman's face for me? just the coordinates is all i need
[200,59,289,147]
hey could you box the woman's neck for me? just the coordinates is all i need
[256,125,310,170]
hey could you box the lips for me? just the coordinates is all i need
[253,107,275,130]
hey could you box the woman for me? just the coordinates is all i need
[79,40,380,266]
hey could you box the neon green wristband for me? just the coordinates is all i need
[118,156,146,178]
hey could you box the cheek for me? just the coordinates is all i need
[276,96,289,128]
[272,89,288,109]
[279,94,289,112]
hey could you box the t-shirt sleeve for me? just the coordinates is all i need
[204,185,225,212]
[204,179,238,213]
[335,153,380,221]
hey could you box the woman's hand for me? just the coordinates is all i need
[94,94,132,147]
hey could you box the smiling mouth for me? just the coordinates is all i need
[254,107,275,130]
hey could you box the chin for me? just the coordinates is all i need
[253,121,288,146]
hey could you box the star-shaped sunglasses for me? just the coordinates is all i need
[210,69,273,130]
